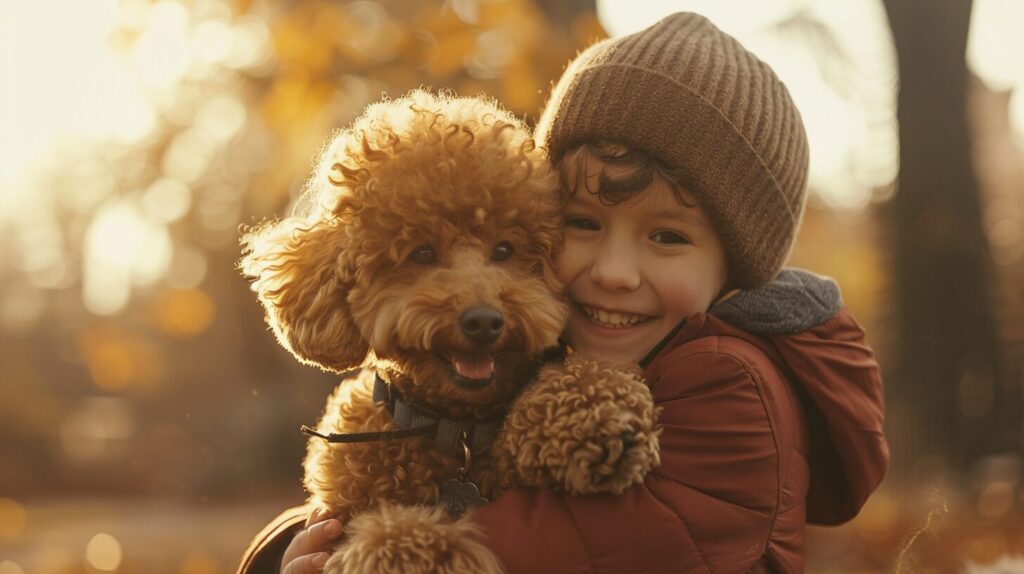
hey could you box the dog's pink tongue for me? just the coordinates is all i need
[452,354,495,380]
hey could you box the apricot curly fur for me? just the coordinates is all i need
[325,503,505,574]
[304,370,502,520]
[240,90,660,574]
[496,354,662,495]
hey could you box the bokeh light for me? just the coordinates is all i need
[1010,87,1024,151]
[979,481,1017,519]
[964,556,1024,574]
[142,178,193,224]
[966,0,1024,92]
[151,289,216,338]
[967,0,1024,147]
[83,202,172,315]
[85,532,123,571]
[0,562,26,574]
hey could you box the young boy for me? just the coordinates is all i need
[241,12,888,574]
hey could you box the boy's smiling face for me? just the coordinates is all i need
[555,153,729,363]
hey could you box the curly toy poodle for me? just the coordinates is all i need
[241,90,659,573]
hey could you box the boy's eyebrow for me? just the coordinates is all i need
[651,208,709,229]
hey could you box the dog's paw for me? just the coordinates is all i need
[551,389,660,495]
[501,355,661,495]
[324,503,504,574]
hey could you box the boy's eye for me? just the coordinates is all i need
[491,241,514,261]
[564,216,599,231]
[409,243,438,264]
[650,230,691,245]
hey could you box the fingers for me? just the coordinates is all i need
[281,551,329,574]
[282,511,343,573]
[304,506,330,529]
[307,518,343,547]
[287,518,343,558]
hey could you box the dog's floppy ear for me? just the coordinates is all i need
[240,215,368,372]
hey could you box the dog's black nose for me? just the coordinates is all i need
[459,306,503,345]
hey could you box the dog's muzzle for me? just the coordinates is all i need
[458,305,503,345]
[449,305,504,389]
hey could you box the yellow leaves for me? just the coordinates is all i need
[88,341,135,392]
[502,58,540,112]
[250,0,597,213]
[271,3,341,75]
[432,30,478,76]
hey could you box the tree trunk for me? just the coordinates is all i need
[882,0,1005,476]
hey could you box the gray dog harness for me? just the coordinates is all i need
[301,373,502,455]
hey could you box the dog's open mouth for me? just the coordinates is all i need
[448,351,495,389]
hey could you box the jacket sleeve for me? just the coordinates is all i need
[236,504,312,574]
[471,337,798,574]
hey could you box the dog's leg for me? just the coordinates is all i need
[323,503,504,574]
[497,354,661,495]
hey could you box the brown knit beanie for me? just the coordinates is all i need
[535,12,809,289]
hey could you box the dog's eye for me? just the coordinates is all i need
[491,241,514,262]
[410,244,438,264]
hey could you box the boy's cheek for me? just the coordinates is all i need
[552,245,582,284]
[554,235,599,271]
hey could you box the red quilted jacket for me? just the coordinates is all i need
[237,271,888,573]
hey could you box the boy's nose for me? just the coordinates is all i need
[589,246,641,291]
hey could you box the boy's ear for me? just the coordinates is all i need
[240,218,368,372]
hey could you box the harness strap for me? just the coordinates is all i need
[300,422,436,443]
[301,373,503,455]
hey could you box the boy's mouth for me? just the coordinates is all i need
[578,304,654,329]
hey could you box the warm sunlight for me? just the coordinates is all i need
[83,201,172,315]
[0,0,266,319]
[967,0,1024,149]
[0,0,154,198]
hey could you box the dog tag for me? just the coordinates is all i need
[441,478,489,518]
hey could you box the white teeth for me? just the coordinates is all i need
[582,305,649,328]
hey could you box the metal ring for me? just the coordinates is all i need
[459,430,472,475]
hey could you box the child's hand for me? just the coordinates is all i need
[280,508,342,574]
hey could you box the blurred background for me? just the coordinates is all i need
[0,0,1022,572]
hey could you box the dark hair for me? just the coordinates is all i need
[557,141,736,293]
[558,142,696,207]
